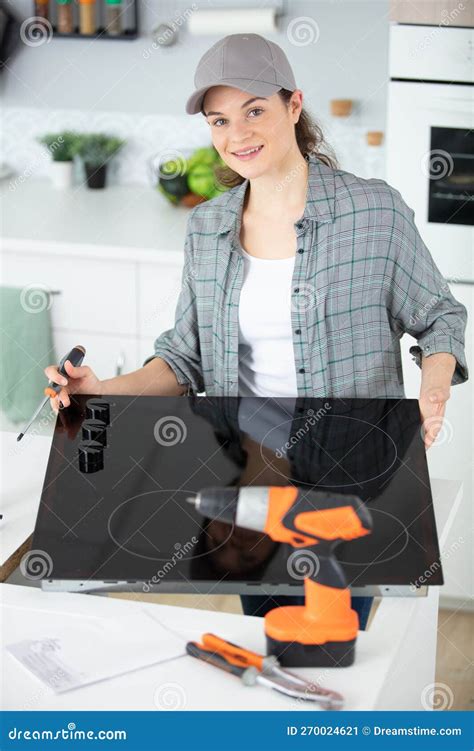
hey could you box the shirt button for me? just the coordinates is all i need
[299,368,305,374]
[295,328,301,334]
[294,287,299,293]
[297,248,304,254]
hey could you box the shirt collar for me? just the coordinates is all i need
[217,154,336,236]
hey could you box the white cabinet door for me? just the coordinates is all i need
[2,252,137,336]
[52,329,139,382]
[389,25,473,81]
[138,262,183,341]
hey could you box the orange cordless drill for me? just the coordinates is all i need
[187,486,373,667]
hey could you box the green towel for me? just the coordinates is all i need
[0,285,57,424]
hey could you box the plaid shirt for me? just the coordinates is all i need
[144,155,469,397]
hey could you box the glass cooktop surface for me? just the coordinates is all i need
[30,395,442,594]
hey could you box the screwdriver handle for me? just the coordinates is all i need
[186,641,248,678]
[44,345,86,399]
[201,633,264,671]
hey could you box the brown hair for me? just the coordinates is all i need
[203,88,339,189]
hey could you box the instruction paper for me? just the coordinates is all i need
[6,610,185,693]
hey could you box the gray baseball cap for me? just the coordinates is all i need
[185,33,297,115]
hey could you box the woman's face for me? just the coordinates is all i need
[202,85,303,177]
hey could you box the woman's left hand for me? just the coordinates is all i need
[419,385,451,450]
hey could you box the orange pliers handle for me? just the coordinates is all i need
[201,632,264,671]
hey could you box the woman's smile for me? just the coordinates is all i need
[231,144,264,161]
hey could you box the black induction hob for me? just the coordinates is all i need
[29,395,443,596]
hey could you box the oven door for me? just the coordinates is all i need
[386,81,473,283]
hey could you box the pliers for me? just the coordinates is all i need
[186,632,344,709]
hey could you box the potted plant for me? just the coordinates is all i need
[73,133,126,189]
[37,130,80,189]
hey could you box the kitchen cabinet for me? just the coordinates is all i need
[1,248,184,377]
[52,329,139,381]
[2,252,137,336]
[0,178,190,379]
[138,262,184,340]
[390,0,473,26]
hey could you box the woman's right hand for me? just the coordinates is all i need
[44,359,102,412]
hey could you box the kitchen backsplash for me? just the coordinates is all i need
[2,105,386,188]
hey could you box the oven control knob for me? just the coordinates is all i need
[85,398,110,426]
[78,439,104,473]
[82,418,107,446]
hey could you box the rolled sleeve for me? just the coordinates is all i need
[142,209,205,394]
[387,190,469,386]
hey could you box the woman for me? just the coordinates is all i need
[45,34,468,627]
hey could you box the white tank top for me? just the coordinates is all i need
[238,246,298,397]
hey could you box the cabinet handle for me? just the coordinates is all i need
[445,278,474,286]
[115,351,125,376]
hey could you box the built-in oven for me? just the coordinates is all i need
[386,24,473,281]
[427,125,473,227]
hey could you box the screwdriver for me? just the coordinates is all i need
[17,345,86,442]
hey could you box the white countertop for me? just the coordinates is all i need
[0,178,192,263]
[0,582,432,712]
